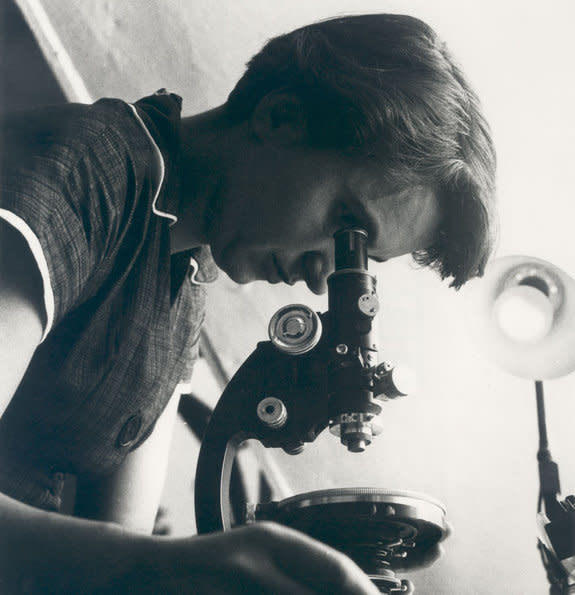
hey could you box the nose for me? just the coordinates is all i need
[302,251,333,295]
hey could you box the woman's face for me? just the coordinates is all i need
[206,142,441,294]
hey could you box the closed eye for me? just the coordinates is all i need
[335,201,358,227]
[333,200,382,263]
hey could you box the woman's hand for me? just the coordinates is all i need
[153,522,382,595]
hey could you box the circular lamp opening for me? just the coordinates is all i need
[494,284,554,344]
[465,255,575,379]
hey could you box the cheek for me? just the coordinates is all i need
[233,168,335,250]
[251,193,312,240]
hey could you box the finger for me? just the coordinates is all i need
[181,528,317,595]
[266,524,380,594]
[218,552,317,595]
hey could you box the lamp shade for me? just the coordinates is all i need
[465,255,575,380]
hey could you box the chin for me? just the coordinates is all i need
[221,263,256,285]
[214,246,262,285]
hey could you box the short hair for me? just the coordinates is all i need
[226,14,497,288]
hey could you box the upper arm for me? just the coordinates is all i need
[0,220,45,417]
[74,387,182,534]
[0,101,150,333]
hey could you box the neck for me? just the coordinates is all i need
[170,104,240,254]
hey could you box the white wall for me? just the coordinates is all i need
[21,1,575,593]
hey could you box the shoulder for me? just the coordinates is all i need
[0,96,175,333]
[0,90,184,171]
[0,99,155,171]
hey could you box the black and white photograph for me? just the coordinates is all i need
[1,1,575,593]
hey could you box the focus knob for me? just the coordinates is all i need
[268,304,322,355]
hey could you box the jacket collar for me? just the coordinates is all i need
[133,89,183,225]
[133,90,219,287]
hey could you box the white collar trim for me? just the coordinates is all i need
[128,103,177,226]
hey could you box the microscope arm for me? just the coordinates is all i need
[194,340,330,534]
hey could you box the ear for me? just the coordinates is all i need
[250,92,309,146]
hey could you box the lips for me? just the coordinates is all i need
[273,254,295,285]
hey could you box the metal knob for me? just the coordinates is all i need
[257,397,288,429]
[268,304,322,355]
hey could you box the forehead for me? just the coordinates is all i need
[344,163,441,260]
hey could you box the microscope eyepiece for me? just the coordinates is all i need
[333,227,369,271]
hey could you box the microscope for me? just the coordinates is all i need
[195,228,448,593]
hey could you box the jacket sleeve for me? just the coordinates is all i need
[0,99,156,339]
